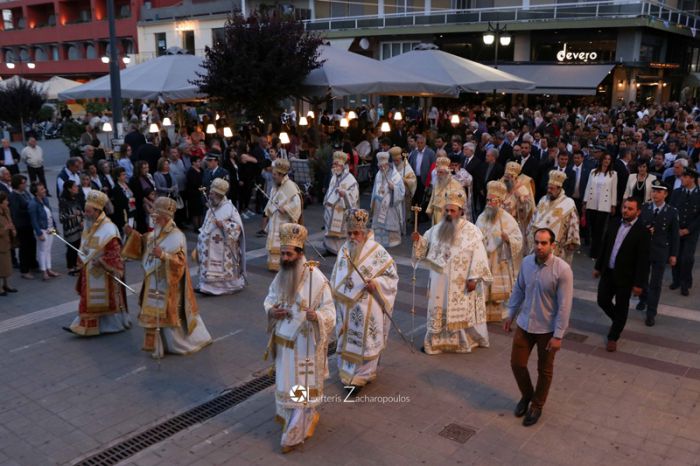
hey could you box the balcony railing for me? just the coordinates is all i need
[303,0,700,32]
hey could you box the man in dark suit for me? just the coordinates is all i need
[664,159,686,192]
[518,140,540,186]
[668,167,700,296]
[407,134,436,214]
[124,124,147,156]
[569,151,591,244]
[463,142,485,216]
[483,148,505,186]
[0,139,20,175]
[202,154,230,191]
[0,167,11,194]
[135,135,162,174]
[614,149,632,212]
[594,197,650,352]
[494,132,513,166]
[636,180,679,326]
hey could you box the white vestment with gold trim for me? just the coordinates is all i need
[413,218,493,354]
[330,233,399,386]
[476,209,523,322]
[264,259,336,448]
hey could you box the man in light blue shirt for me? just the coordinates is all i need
[504,227,573,427]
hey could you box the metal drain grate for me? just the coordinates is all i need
[564,331,589,343]
[438,423,477,443]
[74,345,339,466]
[73,375,274,466]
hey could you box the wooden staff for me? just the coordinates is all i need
[409,204,422,344]
[301,259,319,442]
[343,250,414,353]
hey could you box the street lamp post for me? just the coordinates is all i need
[482,22,511,70]
[106,0,122,140]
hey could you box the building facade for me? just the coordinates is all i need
[0,0,182,80]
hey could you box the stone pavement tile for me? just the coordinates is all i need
[664,448,700,466]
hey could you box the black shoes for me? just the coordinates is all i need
[645,317,655,327]
[514,397,530,418]
[523,406,542,426]
[670,283,680,290]
[636,301,646,311]
[681,288,690,296]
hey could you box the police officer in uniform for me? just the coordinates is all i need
[636,180,679,326]
[669,167,700,296]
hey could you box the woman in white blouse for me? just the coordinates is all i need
[583,152,618,259]
[623,161,656,204]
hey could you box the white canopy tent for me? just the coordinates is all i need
[302,45,458,97]
[384,47,535,93]
[40,76,82,100]
[58,54,206,102]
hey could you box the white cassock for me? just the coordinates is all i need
[527,192,580,264]
[264,259,336,449]
[330,232,399,386]
[323,168,359,254]
[413,218,493,354]
[196,198,245,295]
[475,209,523,322]
[264,176,303,271]
[371,167,405,248]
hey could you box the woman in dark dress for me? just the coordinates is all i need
[58,180,84,275]
[222,145,241,208]
[111,167,136,236]
[185,156,204,231]
[129,160,155,233]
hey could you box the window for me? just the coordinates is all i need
[66,45,80,60]
[212,28,225,48]
[51,46,59,61]
[380,41,420,60]
[34,47,48,61]
[182,30,194,55]
[2,10,12,30]
[155,32,167,56]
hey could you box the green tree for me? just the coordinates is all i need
[194,10,324,119]
[0,78,46,143]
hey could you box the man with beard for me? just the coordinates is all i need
[371,152,405,247]
[426,156,465,225]
[412,189,493,354]
[501,161,536,253]
[64,190,130,336]
[476,181,524,322]
[527,170,581,264]
[194,178,246,295]
[123,197,212,358]
[264,159,303,271]
[390,146,417,232]
[323,151,359,254]
[263,223,336,453]
[331,209,399,387]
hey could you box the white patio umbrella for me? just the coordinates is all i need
[302,45,458,97]
[58,54,206,101]
[40,76,81,100]
[384,47,535,93]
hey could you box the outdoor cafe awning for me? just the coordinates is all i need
[498,64,615,95]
